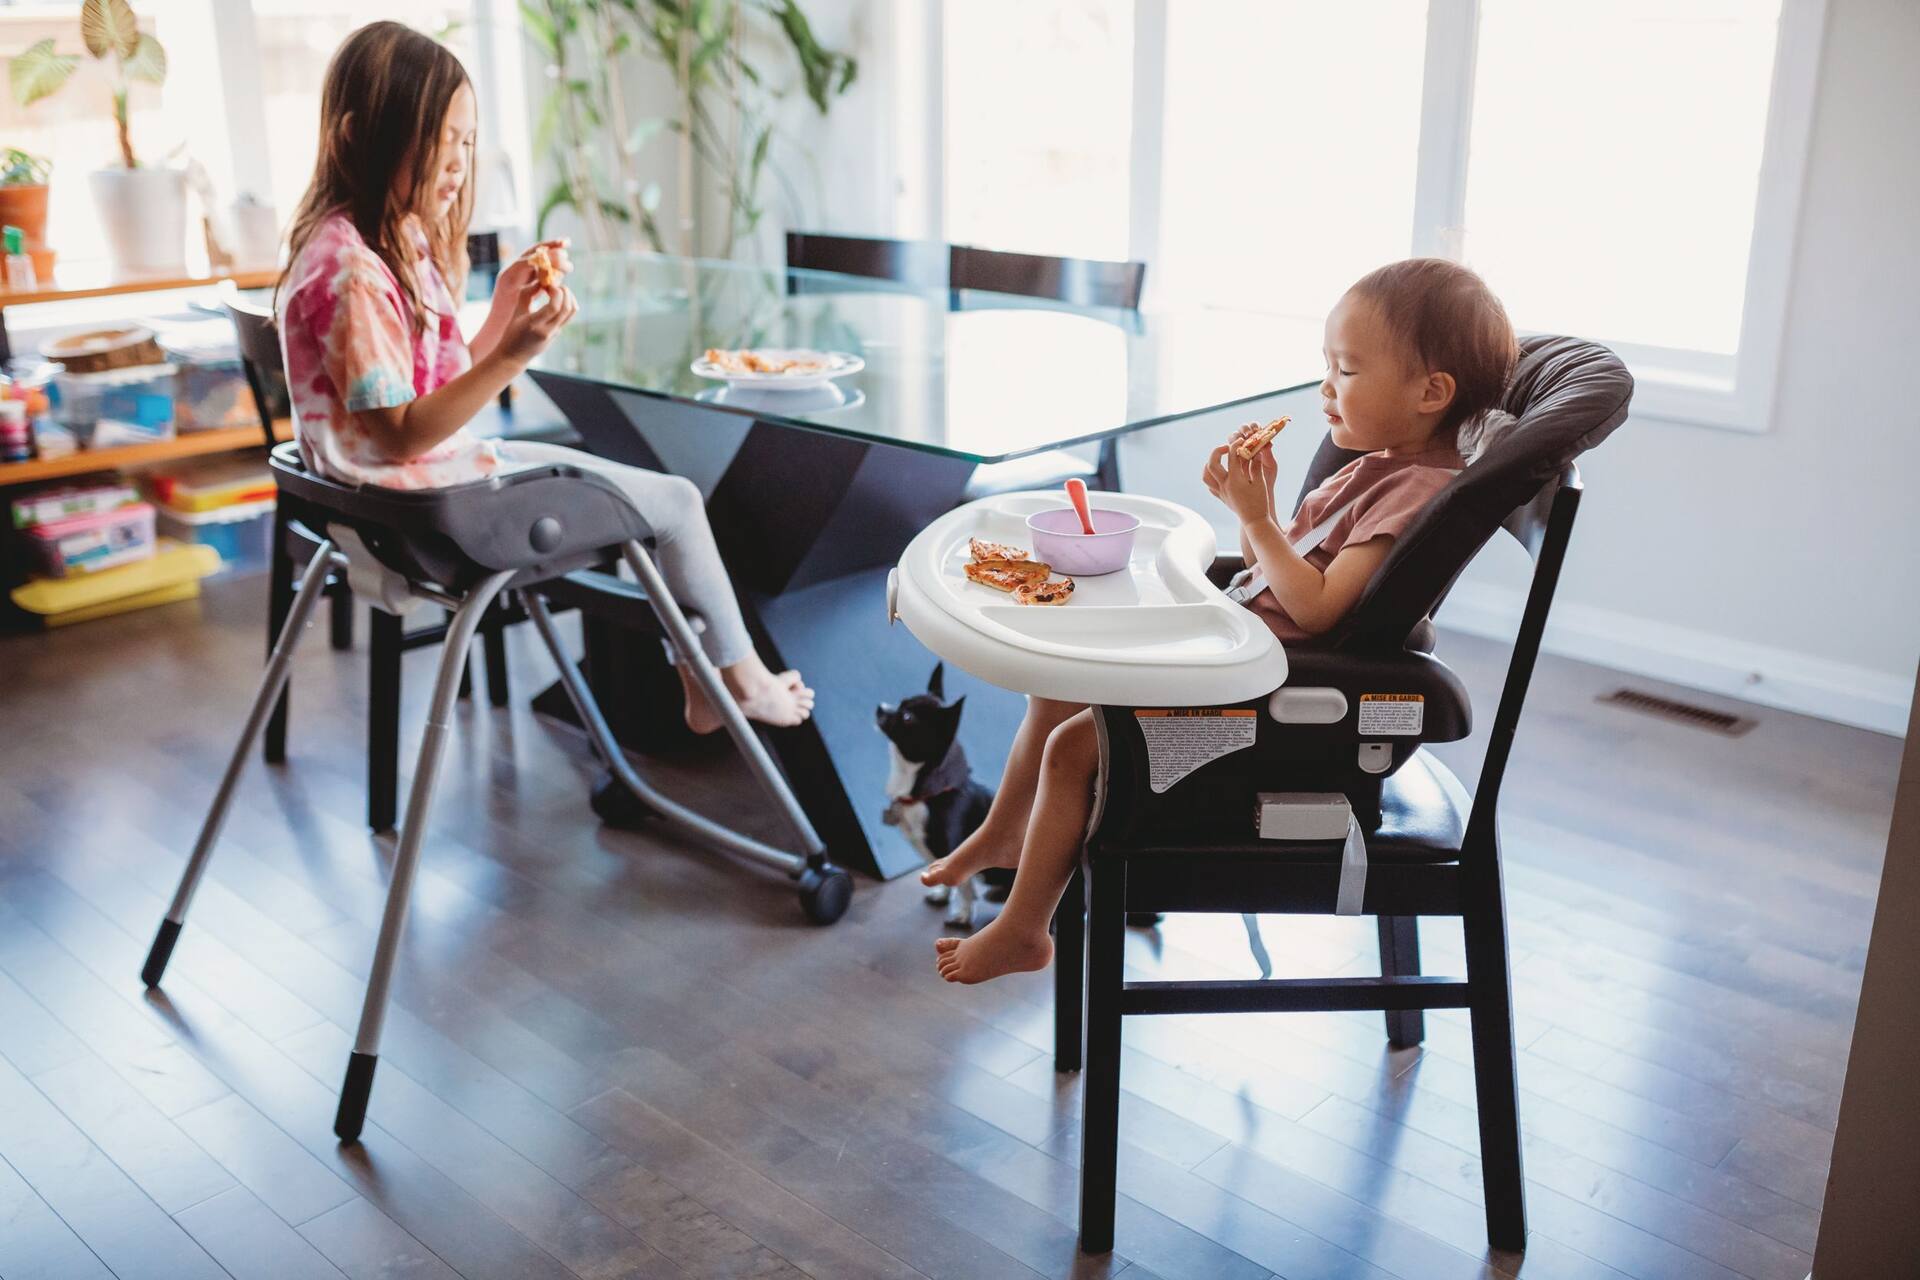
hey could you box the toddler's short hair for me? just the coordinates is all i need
[1348,258,1517,441]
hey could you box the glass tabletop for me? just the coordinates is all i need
[530,252,1325,464]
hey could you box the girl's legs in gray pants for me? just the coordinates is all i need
[496,441,812,727]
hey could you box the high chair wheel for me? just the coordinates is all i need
[797,863,853,924]
[590,772,658,829]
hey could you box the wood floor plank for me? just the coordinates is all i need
[30,1051,237,1215]
[0,1046,229,1279]
[298,1196,462,1280]
[0,1151,116,1280]
[173,1093,360,1231]
[174,1184,351,1280]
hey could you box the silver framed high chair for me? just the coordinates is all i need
[141,441,853,1142]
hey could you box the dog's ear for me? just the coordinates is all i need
[947,695,965,719]
[927,663,946,700]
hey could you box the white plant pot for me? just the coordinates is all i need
[88,167,189,278]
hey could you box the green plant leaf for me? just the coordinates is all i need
[623,116,668,156]
[81,0,140,61]
[9,39,79,108]
[124,32,166,85]
[536,178,576,239]
[519,1,559,56]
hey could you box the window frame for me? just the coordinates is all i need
[948,0,1827,434]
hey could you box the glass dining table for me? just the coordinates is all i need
[528,252,1324,880]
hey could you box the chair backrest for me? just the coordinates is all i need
[948,244,1146,309]
[1296,334,1632,651]
[221,281,286,450]
[785,231,948,290]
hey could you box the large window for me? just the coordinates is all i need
[941,0,1822,430]
[941,0,1132,261]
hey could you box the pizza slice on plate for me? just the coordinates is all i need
[964,558,1050,592]
[1013,577,1076,606]
[969,537,1030,564]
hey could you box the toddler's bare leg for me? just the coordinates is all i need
[936,710,1100,983]
[921,696,1084,887]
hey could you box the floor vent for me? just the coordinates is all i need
[1597,687,1756,736]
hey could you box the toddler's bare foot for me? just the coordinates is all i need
[920,827,1019,889]
[682,665,814,733]
[934,923,1053,984]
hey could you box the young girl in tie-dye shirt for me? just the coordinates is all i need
[276,21,812,729]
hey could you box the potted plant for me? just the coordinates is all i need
[0,148,55,282]
[8,0,183,277]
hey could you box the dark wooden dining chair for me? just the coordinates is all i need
[950,245,1148,496]
[224,286,511,833]
[948,244,1146,311]
[784,231,949,291]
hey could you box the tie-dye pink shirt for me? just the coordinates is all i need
[277,212,498,489]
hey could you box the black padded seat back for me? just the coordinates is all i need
[268,442,654,592]
[949,244,1147,310]
[785,231,948,289]
[1294,334,1632,650]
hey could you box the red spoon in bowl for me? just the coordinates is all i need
[1065,477,1097,535]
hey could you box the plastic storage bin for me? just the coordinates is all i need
[158,321,261,432]
[154,497,275,576]
[144,456,275,513]
[50,363,175,445]
[23,500,157,577]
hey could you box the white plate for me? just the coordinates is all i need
[690,349,864,390]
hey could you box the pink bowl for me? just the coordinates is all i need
[1026,506,1140,576]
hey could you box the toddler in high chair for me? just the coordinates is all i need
[923,257,1516,984]
[276,21,812,732]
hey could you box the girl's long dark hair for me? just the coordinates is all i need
[279,21,472,334]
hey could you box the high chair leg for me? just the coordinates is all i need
[1077,859,1126,1254]
[144,541,342,988]
[1053,867,1085,1072]
[334,569,514,1143]
[1379,915,1426,1046]
[1463,826,1527,1251]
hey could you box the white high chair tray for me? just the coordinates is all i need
[890,491,1287,706]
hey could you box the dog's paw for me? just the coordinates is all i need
[943,901,976,929]
[923,883,952,905]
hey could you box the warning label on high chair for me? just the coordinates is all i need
[1134,709,1257,793]
[1358,694,1424,735]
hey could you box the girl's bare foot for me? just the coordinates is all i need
[934,923,1053,984]
[681,663,814,733]
[920,825,1020,889]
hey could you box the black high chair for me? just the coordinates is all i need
[1053,335,1633,1255]
[140,441,853,1142]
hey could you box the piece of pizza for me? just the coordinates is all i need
[1233,415,1291,459]
[964,558,1050,592]
[528,244,559,293]
[1013,577,1076,606]
[969,537,1030,564]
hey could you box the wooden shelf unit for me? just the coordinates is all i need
[0,420,292,488]
[0,267,279,311]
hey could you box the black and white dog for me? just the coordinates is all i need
[876,664,997,928]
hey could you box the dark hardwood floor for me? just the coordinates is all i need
[0,572,1899,1279]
